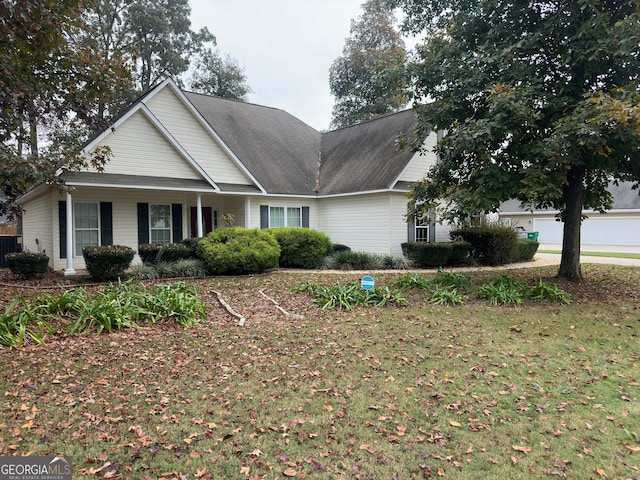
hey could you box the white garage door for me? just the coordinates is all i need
[534,217,640,246]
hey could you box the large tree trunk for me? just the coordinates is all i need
[557,164,585,281]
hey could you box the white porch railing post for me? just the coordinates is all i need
[64,192,76,276]
[196,194,203,238]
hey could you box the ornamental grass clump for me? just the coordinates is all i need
[294,281,407,310]
[0,298,52,346]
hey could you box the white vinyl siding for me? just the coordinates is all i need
[397,132,439,183]
[144,88,254,185]
[74,202,99,255]
[92,110,202,180]
[20,192,54,264]
[318,193,396,255]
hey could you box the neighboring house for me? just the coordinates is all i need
[500,182,640,246]
[17,79,444,274]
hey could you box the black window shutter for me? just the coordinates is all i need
[100,202,113,246]
[407,222,416,242]
[137,203,149,245]
[302,206,309,228]
[260,205,269,229]
[172,204,183,242]
[59,201,67,258]
[407,203,415,242]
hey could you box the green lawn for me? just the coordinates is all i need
[0,266,638,479]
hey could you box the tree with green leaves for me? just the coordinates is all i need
[81,0,217,115]
[189,49,252,101]
[0,0,127,217]
[329,0,408,129]
[392,0,640,280]
[125,0,214,93]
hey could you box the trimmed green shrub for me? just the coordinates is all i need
[266,227,332,268]
[196,227,280,275]
[157,243,194,262]
[138,243,162,265]
[450,223,518,266]
[514,238,539,262]
[83,245,134,281]
[401,242,452,267]
[5,251,49,278]
[332,243,351,253]
[180,237,200,250]
[138,242,194,265]
[447,241,472,266]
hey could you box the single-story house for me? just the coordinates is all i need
[499,182,640,246]
[17,78,448,274]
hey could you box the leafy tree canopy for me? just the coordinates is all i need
[0,0,128,217]
[329,0,408,129]
[81,0,217,115]
[82,0,252,112]
[188,50,252,101]
[391,0,640,280]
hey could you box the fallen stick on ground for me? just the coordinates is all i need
[259,289,304,320]
[211,289,246,326]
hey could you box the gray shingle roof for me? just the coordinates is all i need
[183,91,421,196]
[319,110,420,195]
[184,92,321,195]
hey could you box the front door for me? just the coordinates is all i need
[190,206,213,238]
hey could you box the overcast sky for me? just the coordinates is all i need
[188,0,384,131]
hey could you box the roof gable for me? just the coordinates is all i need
[144,84,257,189]
[91,107,209,182]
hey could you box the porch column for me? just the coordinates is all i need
[244,197,251,228]
[196,194,204,238]
[64,192,76,276]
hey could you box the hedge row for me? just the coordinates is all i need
[401,241,472,268]
[5,224,539,279]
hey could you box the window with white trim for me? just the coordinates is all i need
[150,204,172,244]
[75,202,99,254]
[415,215,430,242]
[270,206,301,227]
